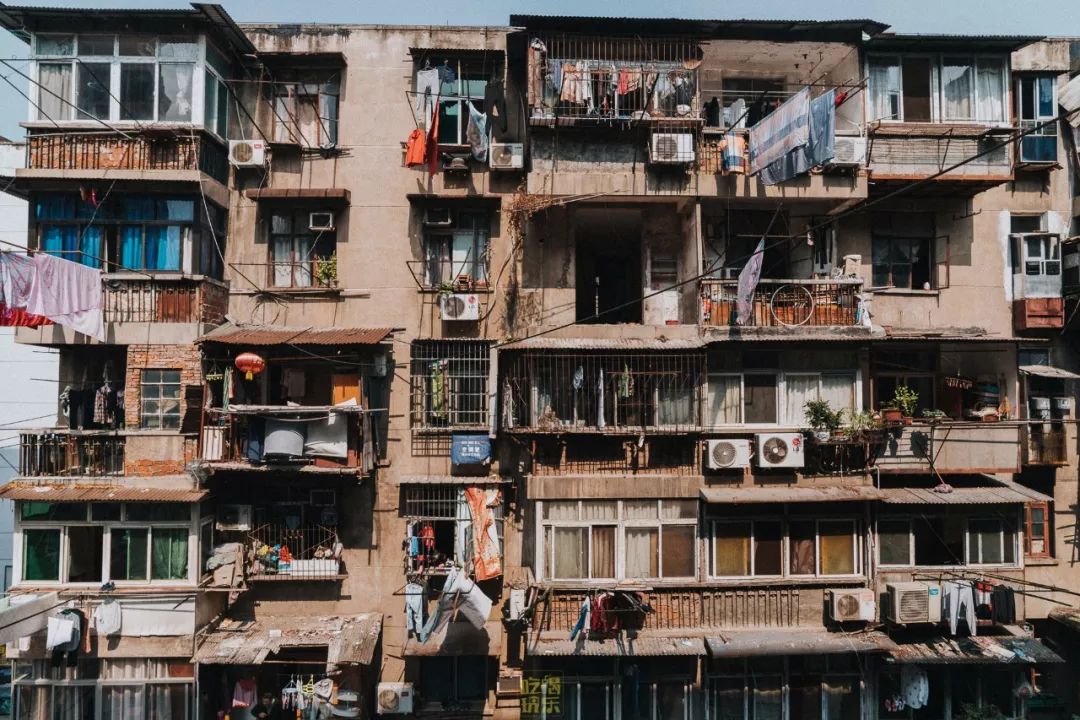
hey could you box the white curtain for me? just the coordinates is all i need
[102,685,144,720]
[551,527,585,578]
[624,527,658,578]
[38,63,72,121]
[941,59,973,120]
[976,59,1005,122]
[868,58,900,121]
[785,374,819,425]
[543,501,580,521]
[707,375,741,425]
[821,374,856,415]
[581,501,617,521]
[622,501,658,520]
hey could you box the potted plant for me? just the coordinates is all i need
[804,399,843,441]
[891,385,919,424]
[315,253,338,288]
[847,409,881,441]
[921,408,947,423]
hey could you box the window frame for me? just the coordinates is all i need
[267,207,338,289]
[1013,232,1061,278]
[1016,74,1057,164]
[705,371,860,428]
[876,513,1021,569]
[421,209,492,291]
[270,71,341,148]
[709,517,862,580]
[139,368,183,429]
[538,499,698,582]
[865,53,1009,124]
[409,340,492,431]
[415,58,487,147]
[1024,501,1050,558]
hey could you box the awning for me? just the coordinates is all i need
[1049,608,1080,634]
[707,630,896,658]
[0,593,62,645]
[879,485,1052,505]
[242,188,350,203]
[888,636,1063,664]
[192,614,382,667]
[198,324,391,346]
[0,483,206,503]
[500,336,705,351]
[404,619,502,656]
[527,631,707,657]
[700,486,882,504]
[1019,365,1080,380]
[398,475,508,485]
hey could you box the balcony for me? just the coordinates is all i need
[25,131,228,184]
[104,275,228,325]
[244,523,344,581]
[700,278,865,332]
[18,431,124,478]
[200,405,370,475]
[1023,424,1068,466]
[873,421,1022,474]
[866,123,1014,195]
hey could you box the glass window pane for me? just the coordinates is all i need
[147,684,189,719]
[90,503,122,522]
[1003,519,1017,565]
[868,57,901,121]
[789,520,816,575]
[157,38,198,60]
[120,63,155,120]
[1019,77,1035,120]
[707,375,742,425]
[21,502,84,522]
[942,58,973,120]
[38,63,73,121]
[878,519,911,565]
[110,528,148,580]
[102,686,145,718]
[753,676,783,720]
[825,677,860,720]
[543,501,579,521]
[22,529,61,581]
[580,501,616,521]
[118,35,155,57]
[821,374,855,415]
[661,500,698,520]
[969,518,1003,564]
[151,528,189,580]
[125,504,189,522]
[711,678,745,720]
[820,521,856,575]
[158,63,194,121]
[53,685,97,719]
[591,526,615,579]
[77,35,114,56]
[76,62,111,121]
[753,521,783,575]
[1037,76,1054,118]
[624,527,659,578]
[623,500,658,520]
[67,526,104,582]
[552,527,585,579]
[975,58,1005,122]
[37,35,74,56]
[662,525,695,577]
[744,374,777,424]
[713,522,750,576]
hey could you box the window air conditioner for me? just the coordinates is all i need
[308,211,335,232]
[755,432,804,469]
[376,682,414,715]
[649,132,695,164]
[424,207,453,226]
[887,582,942,625]
[216,504,253,531]
[228,140,267,167]
[439,293,480,321]
[705,439,752,470]
[828,136,866,167]
[489,142,524,170]
[828,588,876,622]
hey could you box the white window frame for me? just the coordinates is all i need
[537,499,698,583]
[30,32,213,130]
[865,53,1009,125]
[708,517,863,580]
[705,371,860,429]
[14,502,196,587]
[875,513,1022,569]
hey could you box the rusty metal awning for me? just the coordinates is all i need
[888,636,1063,664]
[1019,365,1080,380]
[500,336,705,351]
[707,630,897,658]
[700,486,882,504]
[527,631,707,657]
[0,483,206,503]
[398,475,509,485]
[242,188,350,203]
[192,614,382,667]
[879,485,1051,505]
[198,324,391,346]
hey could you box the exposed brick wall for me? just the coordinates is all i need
[123,437,199,477]
[124,344,203,430]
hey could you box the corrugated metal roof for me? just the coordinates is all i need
[242,188,351,202]
[1049,608,1080,634]
[198,324,392,346]
[879,485,1051,505]
[398,475,509,485]
[889,636,1063,664]
[499,336,705,351]
[1019,365,1080,380]
[508,15,889,38]
[1061,75,1080,128]
[700,486,881,504]
[866,33,1042,52]
[708,630,897,658]
[527,631,706,657]
[0,483,205,503]
[193,614,382,667]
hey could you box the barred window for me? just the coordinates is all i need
[140,369,181,429]
[410,341,490,430]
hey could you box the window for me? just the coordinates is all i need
[867,55,1007,123]
[541,500,697,581]
[268,209,337,288]
[140,369,182,429]
[871,213,936,290]
[1012,233,1061,277]
[414,59,485,147]
[1017,75,1057,163]
[1025,502,1050,558]
[968,517,1017,565]
[706,372,857,427]
[422,209,491,290]
[410,341,491,430]
[711,518,860,578]
[272,72,340,147]
[33,33,203,125]
[18,502,191,585]
[401,485,504,572]
[877,514,1018,567]
[418,656,488,711]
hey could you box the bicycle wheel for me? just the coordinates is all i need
[769,284,815,326]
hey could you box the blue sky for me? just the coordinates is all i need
[0,0,1077,138]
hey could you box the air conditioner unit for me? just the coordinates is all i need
[650,132,695,164]
[489,142,524,170]
[376,682,414,715]
[755,432,804,469]
[228,139,267,167]
[705,439,752,470]
[828,136,866,167]
[308,211,335,232]
[887,582,942,625]
[216,504,253,531]
[424,207,453,226]
[439,293,480,321]
[829,588,876,622]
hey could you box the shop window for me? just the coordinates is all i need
[1017,75,1057,163]
[421,208,491,290]
[410,341,491,430]
[271,72,340,147]
[268,209,337,288]
[868,55,1005,123]
[1024,502,1050,558]
[140,369,182,429]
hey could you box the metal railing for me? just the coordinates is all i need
[200,407,365,470]
[245,523,343,580]
[103,276,228,324]
[19,431,124,477]
[700,278,863,328]
[1024,425,1067,465]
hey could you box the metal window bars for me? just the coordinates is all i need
[245,523,342,580]
[528,434,700,476]
[19,431,125,477]
[410,341,492,431]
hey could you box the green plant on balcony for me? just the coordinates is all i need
[846,409,881,440]
[804,399,843,440]
[315,253,338,288]
[890,386,919,418]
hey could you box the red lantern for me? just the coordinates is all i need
[235,352,266,381]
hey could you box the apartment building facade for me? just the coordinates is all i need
[0,6,1077,720]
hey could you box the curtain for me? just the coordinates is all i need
[581,501,617,521]
[38,63,72,121]
[713,522,750,576]
[868,58,900,121]
[51,686,95,720]
[753,677,784,720]
[451,231,477,283]
[319,87,339,145]
[144,226,182,271]
[624,527,658,578]
[819,521,855,575]
[657,378,692,426]
[821,374,855,415]
[40,225,73,257]
[16,684,49,720]
[272,236,295,286]
[590,526,615,578]
[146,684,185,720]
[102,685,144,720]
[552,527,584,579]
[785,374,819,426]
[150,528,189,580]
[622,501,657,520]
[789,521,816,575]
[81,226,103,268]
[158,63,194,122]
[543,501,579,521]
[707,376,741,425]
[941,59,973,120]
[23,529,60,581]
[36,194,74,221]
[661,526,695,577]
[120,226,144,270]
[975,59,1005,122]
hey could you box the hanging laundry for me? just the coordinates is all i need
[465,486,502,580]
[405,582,424,637]
[943,580,977,636]
[569,596,591,641]
[991,585,1017,624]
[597,368,605,428]
[21,253,105,340]
[466,103,489,162]
[446,569,493,629]
[484,80,508,135]
[572,366,584,390]
[900,665,929,710]
[719,132,748,175]
[233,678,258,708]
[414,67,440,126]
[405,127,427,167]
[527,39,547,107]
[92,599,122,636]
[0,252,52,328]
[430,360,449,420]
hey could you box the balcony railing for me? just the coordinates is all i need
[19,431,124,477]
[26,131,229,184]
[873,421,1022,474]
[700,278,863,328]
[200,405,368,473]
[1024,424,1068,466]
[103,276,228,324]
[245,523,343,580]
